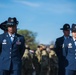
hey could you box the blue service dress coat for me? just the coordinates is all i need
[55,36,65,67]
[0,32,25,71]
[55,36,65,75]
[63,37,76,70]
[55,36,71,75]
[55,36,64,57]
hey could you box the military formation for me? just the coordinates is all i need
[22,44,58,75]
[0,17,76,75]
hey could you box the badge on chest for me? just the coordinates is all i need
[16,38,21,45]
[68,43,72,48]
[2,39,7,44]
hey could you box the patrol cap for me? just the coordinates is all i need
[39,44,46,50]
[60,23,70,30]
[37,44,44,48]
[49,45,54,50]
[0,21,7,31]
[71,24,76,32]
[6,17,19,26]
[25,45,30,50]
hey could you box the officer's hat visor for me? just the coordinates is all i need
[71,24,76,32]
[7,23,17,26]
[6,17,18,26]
[60,24,70,31]
[71,30,76,32]
[60,28,70,30]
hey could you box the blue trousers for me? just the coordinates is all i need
[66,69,76,75]
[0,70,21,75]
[0,61,21,75]
[58,67,65,75]
[0,70,3,75]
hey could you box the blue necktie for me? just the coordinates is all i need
[75,40,76,46]
[10,35,14,42]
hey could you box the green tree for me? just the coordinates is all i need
[17,29,38,50]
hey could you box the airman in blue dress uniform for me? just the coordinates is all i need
[55,24,71,75]
[63,24,76,75]
[0,17,25,75]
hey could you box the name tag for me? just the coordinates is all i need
[16,41,21,45]
[2,43,7,44]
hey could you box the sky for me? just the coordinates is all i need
[0,0,76,44]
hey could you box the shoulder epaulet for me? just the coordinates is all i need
[56,36,63,40]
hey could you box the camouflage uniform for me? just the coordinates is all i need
[33,47,41,75]
[22,45,33,75]
[48,45,58,75]
[40,49,49,75]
